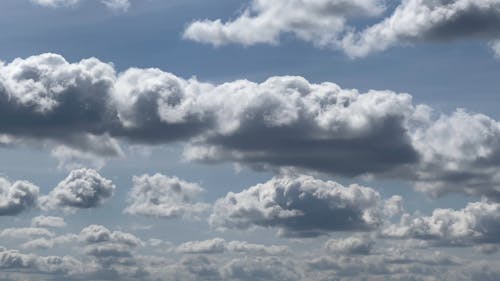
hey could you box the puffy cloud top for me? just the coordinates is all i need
[210,174,394,237]
[41,168,115,210]
[2,53,500,200]
[124,173,210,219]
[0,177,39,216]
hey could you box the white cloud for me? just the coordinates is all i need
[210,174,396,237]
[175,238,289,255]
[0,177,39,216]
[41,168,115,211]
[183,0,385,47]
[31,215,67,228]
[124,173,210,219]
[382,200,500,246]
[3,53,500,200]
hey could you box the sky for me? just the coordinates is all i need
[1,0,500,280]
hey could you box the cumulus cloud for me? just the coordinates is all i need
[41,168,115,211]
[175,238,289,255]
[3,53,500,200]
[31,215,67,228]
[183,0,385,47]
[0,247,82,277]
[382,200,500,246]
[324,235,375,255]
[183,0,500,58]
[342,0,500,58]
[124,173,210,219]
[0,177,39,216]
[210,174,396,237]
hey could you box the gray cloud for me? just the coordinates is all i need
[124,173,210,219]
[41,168,115,211]
[210,174,395,237]
[3,53,500,200]
[0,177,39,216]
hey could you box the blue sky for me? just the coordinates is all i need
[1,0,500,280]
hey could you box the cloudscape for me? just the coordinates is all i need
[0,0,500,280]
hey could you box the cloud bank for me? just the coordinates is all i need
[2,53,500,200]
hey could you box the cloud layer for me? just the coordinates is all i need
[2,53,500,200]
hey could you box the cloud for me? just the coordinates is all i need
[175,238,289,255]
[382,200,500,246]
[3,53,500,200]
[210,174,396,237]
[101,0,130,12]
[0,227,55,239]
[324,235,375,255]
[183,0,385,47]
[124,173,210,219]
[31,0,80,7]
[342,0,500,58]
[0,177,39,216]
[41,168,115,211]
[183,0,500,58]
[31,0,130,11]
[31,215,67,228]
[0,247,82,277]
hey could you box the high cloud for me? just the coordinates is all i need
[2,53,500,200]
[124,173,210,219]
[41,168,115,211]
[210,174,397,237]
[184,0,500,58]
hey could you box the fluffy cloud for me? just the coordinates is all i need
[0,177,39,216]
[31,215,67,228]
[3,53,500,200]
[41,168,115,210]
[0,247,82,277]
[184,0,500,58]
[175,238,288,255]
[342,0,500,58]
[382,200,500,246]
[183,0,385,47]
[210,174,396,237]
[124,173,210,219]
[324,236,375,255]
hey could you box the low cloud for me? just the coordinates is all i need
[0,177,39,216]
[210,174,396,237]
[3,53,500,200]
[124,173,210,219]
[41,168,115,211]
